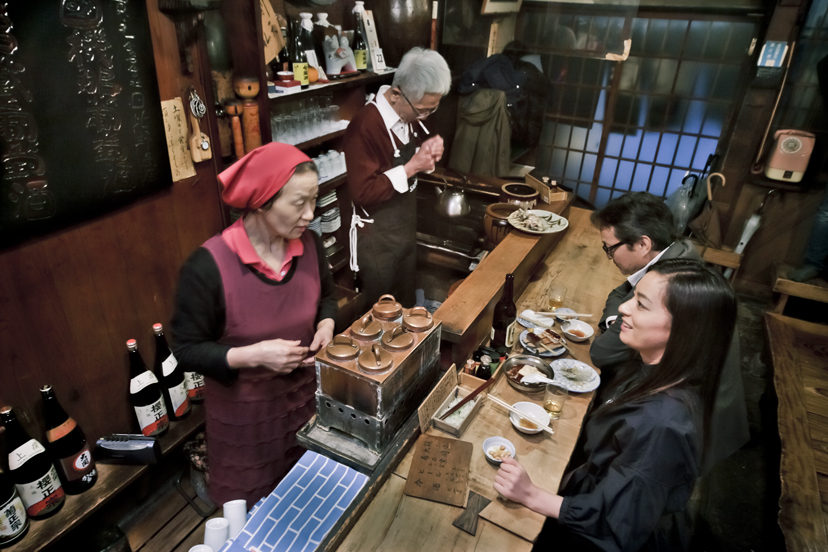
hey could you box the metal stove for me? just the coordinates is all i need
[298,299,442,471]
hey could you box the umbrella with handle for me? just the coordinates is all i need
[723,189,778,280]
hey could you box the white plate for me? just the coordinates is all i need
[519,328,566,357]
[517,309,556,329]
[549,359,601,393]
[509,402,551,435]
[483,436,517,464]
[507,209,569,235]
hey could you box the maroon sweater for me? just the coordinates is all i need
[343,102,427,208]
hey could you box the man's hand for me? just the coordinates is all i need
[404,134,444,177]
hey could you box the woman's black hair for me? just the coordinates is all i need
[600,258,737,457]
[258,161,318,211]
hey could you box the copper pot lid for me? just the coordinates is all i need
[381,325,414,351]
[402,306,434,332]
[350,313,383,340]
[325,334,360,360]
[358,343,394,373]
[372,294,402,321]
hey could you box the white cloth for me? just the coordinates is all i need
[374,85,410,193]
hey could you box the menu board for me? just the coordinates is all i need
[403,434,472,507]
[0,2,171,248]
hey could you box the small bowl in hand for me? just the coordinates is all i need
[561,319,594,342]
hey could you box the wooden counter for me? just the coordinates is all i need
[335,207,626,550]
[434,193,575,368]
[767,313,828,552]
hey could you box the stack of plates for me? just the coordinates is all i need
[320,207,340,233]
[317,191,337,208]
[309,216,322,236]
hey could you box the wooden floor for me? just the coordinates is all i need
[767,313,828,552]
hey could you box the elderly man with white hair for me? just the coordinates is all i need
[344,47,451,308]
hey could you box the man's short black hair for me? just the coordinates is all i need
[590,192,676,251]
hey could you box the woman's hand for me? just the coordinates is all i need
[494,457,564,518]
[226,339,309,374]
[303,319,335,366]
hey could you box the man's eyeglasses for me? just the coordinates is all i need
[399,89,438,119]
[602,241,626,259]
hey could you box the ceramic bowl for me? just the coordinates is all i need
[509,402,550,435]
[561,319,594,342]
[483,436,516,464]
[276,71,294,81]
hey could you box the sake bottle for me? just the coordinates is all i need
[153,324,191,420]
[0,406,65,520]
[40,385,97,494]
[491,273,517,350]
[127,339,169,436]
[291,19,309,89]
[352,9,368,71]
[0,466,28,547]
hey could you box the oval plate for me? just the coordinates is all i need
[519,328,566,357]
[549,359,601,393]
[508,210,569,235]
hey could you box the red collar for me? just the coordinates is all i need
[221,218,305,281]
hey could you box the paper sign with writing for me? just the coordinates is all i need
[161,98,196,182]
[403,434,472,507]
[259,0,283,64]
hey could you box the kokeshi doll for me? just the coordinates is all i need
[234,76,262,153]
[224,99,245,160]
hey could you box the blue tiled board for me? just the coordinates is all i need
[219,451,369,552]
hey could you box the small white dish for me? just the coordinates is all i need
[509,402,551,435]
[554,308,577,321]
[561,319,594,342]
[483,437,516,464]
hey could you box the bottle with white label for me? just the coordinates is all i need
[0,466,28,547]
[153,324,191,420]
[127,339,169,436]
[40,384,97,494]
[0,406,65,520]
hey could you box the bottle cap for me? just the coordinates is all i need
[153,323,163,334]
[126,339,138,351]
[0,406,12,415]
[40,384,52,393]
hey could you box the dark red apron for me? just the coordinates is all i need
[202,230,319,506]
[356,133,419,308]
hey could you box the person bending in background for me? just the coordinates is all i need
[496,259,737,551]
[344,47,451,308]
[589,192,748,471]
[172,143,336,506]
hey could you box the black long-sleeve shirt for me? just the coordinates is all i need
[170,231,337,384]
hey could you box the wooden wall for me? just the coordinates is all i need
[0,1,225,447]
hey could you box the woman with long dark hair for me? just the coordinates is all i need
[495,258,737,551]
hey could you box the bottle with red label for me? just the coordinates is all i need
[40,384,97,494]
[127,339,169,436]
[0,406,65,520]
[153,323,191,420]
[0,466,28,547]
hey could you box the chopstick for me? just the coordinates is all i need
[537,312,593,318]
[439,359,504,421]
[487,395,554,435]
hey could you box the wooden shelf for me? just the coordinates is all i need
[267,69,397,101]
[7,406,206,552]
[294,129,346,150]
[319,174,347,195]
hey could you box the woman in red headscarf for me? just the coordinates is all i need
[171,143,336,506]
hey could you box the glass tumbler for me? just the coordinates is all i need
[543,383,568,420]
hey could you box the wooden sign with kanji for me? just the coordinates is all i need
[403,434,472,507]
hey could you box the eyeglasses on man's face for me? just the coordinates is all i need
[602,241,626,259]
[399,89,438,119]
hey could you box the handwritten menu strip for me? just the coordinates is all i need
[403,434,472,508]
[161,98,196,182]
[260,0,282,64]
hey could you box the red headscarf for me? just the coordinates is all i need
[218,142,312,209]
